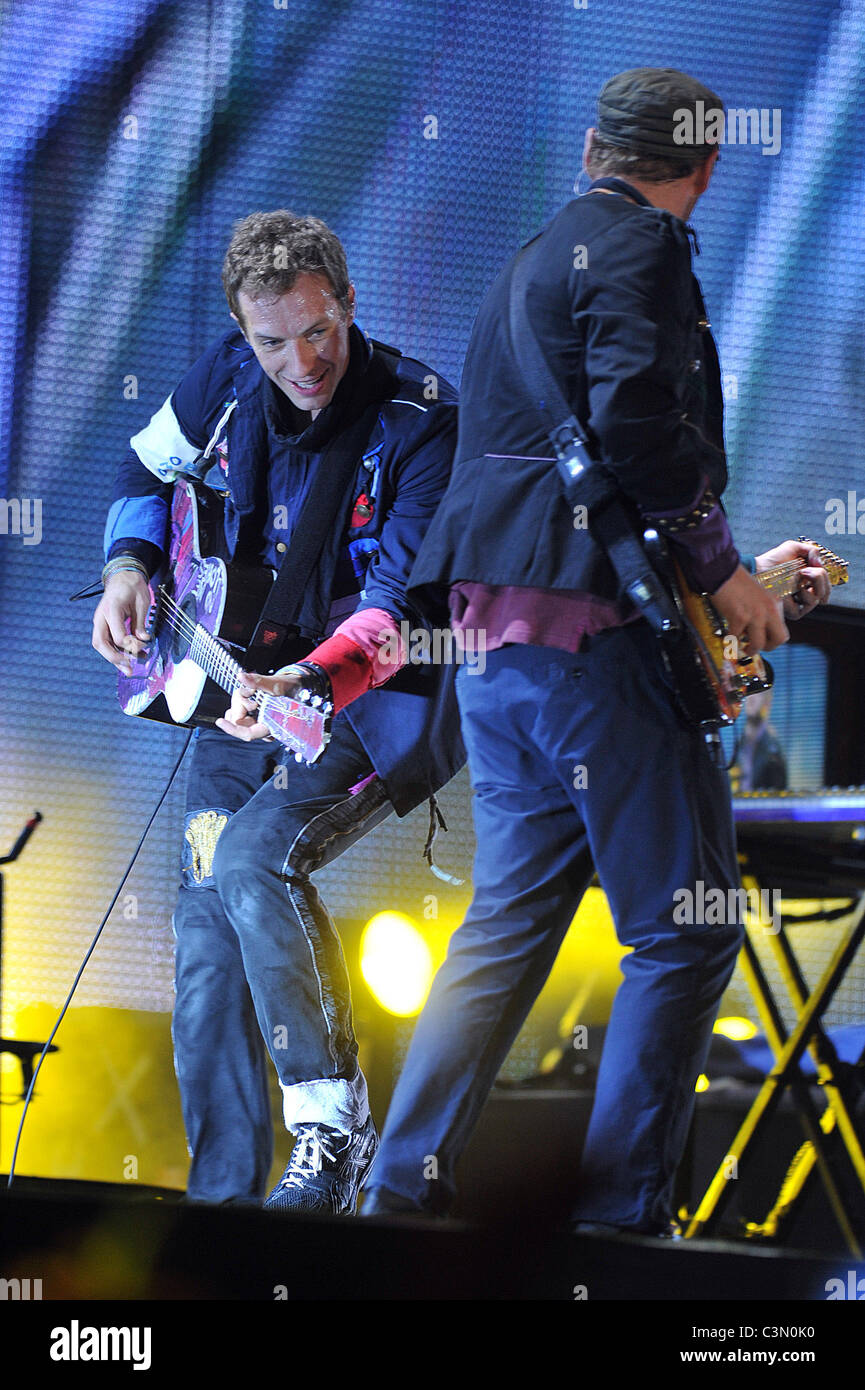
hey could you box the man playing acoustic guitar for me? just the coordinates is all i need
[92,211,463,1212]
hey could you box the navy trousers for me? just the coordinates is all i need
[367,623,744,1229]
[172,716,393,1203]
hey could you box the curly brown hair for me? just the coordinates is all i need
[222,210,351,324]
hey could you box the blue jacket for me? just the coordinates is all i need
[105,323,465,816]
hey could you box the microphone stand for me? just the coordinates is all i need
[0,812,56,1168]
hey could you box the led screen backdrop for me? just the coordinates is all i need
[1,0,863,1181]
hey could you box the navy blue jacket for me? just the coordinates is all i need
[409,178,730,607]
[105,324,465,816]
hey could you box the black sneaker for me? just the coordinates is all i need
[573,1218,682,1239]
[361,1187,425,1217]
[263,1115,379,1215]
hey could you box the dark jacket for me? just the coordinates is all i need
[105,324,465,816]
[409,178,728,608]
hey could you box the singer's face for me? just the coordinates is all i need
[234,272,356,418]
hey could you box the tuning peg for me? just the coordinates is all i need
[294,751,304,763]
[322,701,333,716]
[298,688,310,703]
[310,695,322,708]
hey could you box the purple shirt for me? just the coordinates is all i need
[449,490,739,656]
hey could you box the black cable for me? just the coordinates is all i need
[5,729,193,1187]
[725,726,741,774]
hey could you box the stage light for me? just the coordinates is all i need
[714,1016,759,1042]
[695,1074,710,1092]
[359,911,434,1017]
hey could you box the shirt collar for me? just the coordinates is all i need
[584,176,700,253]
[585,175,655,207]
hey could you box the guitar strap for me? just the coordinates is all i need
[508,236,681,637]
[245,345,398,671]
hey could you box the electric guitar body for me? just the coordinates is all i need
[644,531,849,729]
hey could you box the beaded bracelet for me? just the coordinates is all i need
[101,555,150,586]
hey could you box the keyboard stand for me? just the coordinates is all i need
[683,881,865,1253]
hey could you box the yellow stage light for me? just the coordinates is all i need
[695,1074,710,1092]
[713,1016,759,1042]
[360,911,434,1017]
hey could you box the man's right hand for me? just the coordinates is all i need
[712,563,789,653]
[92,571,152,675]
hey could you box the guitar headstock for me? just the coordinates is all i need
[799,538,849,588]
[258,686,333,766]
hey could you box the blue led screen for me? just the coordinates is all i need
[0,0,862,1057]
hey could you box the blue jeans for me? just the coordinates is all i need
[172,716,393,1203]
[368,624,743,1229]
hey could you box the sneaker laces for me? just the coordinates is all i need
[279,1126,344,1189]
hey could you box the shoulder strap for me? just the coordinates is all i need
[508,237,616,510]
[508,235,681,636]
[246,349,395,668]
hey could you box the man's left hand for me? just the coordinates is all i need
[754,540,831,621]
[216,669,304,741]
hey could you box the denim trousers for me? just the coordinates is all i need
[172,715,393,1203]
[368,623,744,1229]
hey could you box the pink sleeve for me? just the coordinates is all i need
[302,608,407,711]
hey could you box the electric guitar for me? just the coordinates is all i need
[644,533,849,727]
[116,479,332,764]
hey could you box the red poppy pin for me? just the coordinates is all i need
[351,492,374,527]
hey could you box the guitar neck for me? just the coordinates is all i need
[755,543,848,599]
[167,596,286,731]
[178,605,329,757]
[188,623,245,695]
[755,558,807,599]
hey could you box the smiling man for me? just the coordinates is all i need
[91,211,463,1212]
[234,271,355,416]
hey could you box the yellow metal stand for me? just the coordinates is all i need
[684,885,865,1253]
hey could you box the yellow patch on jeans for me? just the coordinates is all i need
[184,810,229,884]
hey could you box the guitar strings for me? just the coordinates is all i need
[149,588,326,741]
[154,588,273,719]
[759,548,846,595]
[758,558,808,595]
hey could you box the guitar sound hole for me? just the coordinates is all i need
[168,593,198,663]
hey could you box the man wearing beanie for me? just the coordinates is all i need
[363,69,829,1232]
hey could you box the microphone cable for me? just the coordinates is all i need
[5,729,193,1188]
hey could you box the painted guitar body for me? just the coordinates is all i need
[117,480,332,764]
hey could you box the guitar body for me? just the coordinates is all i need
[118,481,275,728]
[644,530,848,729]
[670,561,772,724]
[116,479,334,764]
[642,529,731,729]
